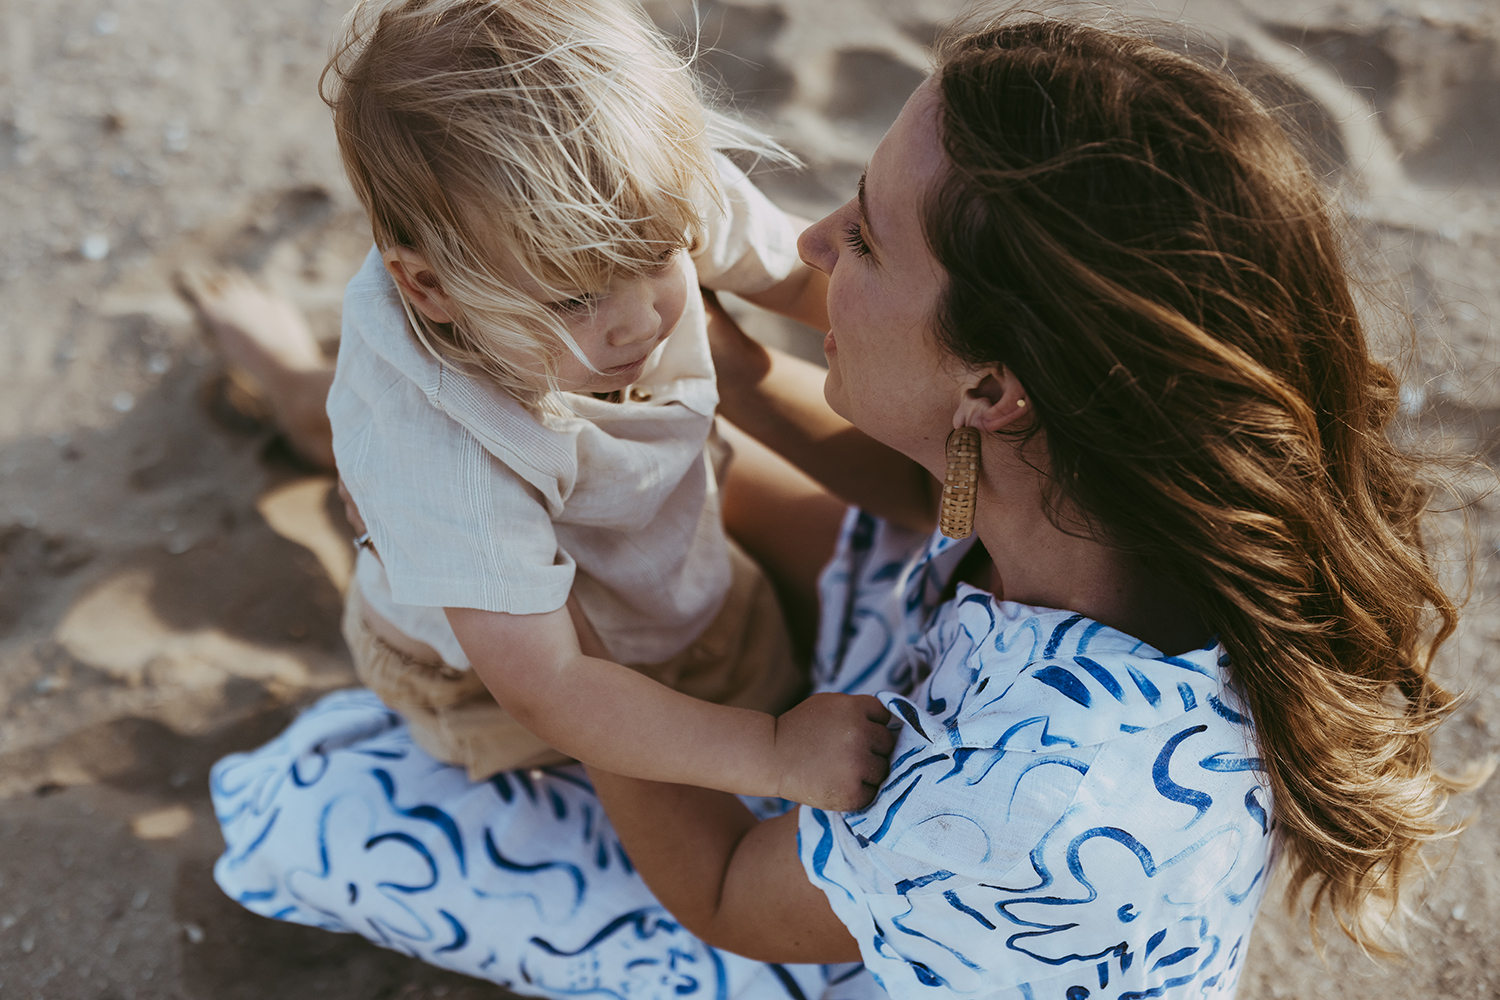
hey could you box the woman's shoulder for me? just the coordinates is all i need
[801,589,1273,1000]
[907,589,1243,750]
[862,591,1258,865]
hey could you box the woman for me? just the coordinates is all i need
[212,14,1468,1000]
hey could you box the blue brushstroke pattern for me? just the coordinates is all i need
[1033,666,1091,706]
[1152,726,1212,824]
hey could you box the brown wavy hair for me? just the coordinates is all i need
[925,15,1478,949]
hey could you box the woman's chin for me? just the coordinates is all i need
[822,373,848,421]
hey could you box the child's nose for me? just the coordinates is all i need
[609,283,662,346]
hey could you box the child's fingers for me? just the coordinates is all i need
[855,694,892,725]
[862,751,890,787]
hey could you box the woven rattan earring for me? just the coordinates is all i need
[940,427,981,539]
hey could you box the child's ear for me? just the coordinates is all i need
[383,247,457,324]
[953,366,1031,433]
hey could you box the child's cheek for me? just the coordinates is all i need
[661,259,691,333]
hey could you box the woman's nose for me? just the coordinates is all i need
[798,210,840,275]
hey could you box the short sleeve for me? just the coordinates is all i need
[691,152,800,296]
[796,743,1088,1000]
[797,583,1272,1000]
[333,365,575,617]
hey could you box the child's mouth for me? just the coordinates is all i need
[603,357,646,376]
[603,330,670,377]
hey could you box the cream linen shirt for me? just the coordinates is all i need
[330,155,799,669]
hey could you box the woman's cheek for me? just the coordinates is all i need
[823,275,855,338]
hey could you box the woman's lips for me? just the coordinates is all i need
[823,331,836,356]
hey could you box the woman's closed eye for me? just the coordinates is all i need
[842,221,872,259]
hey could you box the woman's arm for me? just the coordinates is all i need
[447,605,893,810]
[586,767,864,963]
[528,595,872,963]
[706,295,937,532]
[738,255,830,333]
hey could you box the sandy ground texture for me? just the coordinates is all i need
[1,0,1498,997]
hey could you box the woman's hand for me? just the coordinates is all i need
[337,476,367,536]
[700,293,938,533]
[703,289,773,393]
[338,476,382,562]
[773,693,894,811]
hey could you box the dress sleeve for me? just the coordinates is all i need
[796,743,1087,1000]
[797,595,1275,1000]
[690,152,801,296]
[336,369,575,617]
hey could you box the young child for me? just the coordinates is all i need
[323,0,892,809]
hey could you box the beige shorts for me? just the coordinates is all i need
[343,539,807,779]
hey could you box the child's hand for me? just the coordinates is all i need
[772,693,895,811]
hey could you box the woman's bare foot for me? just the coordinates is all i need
[176,265,337,470]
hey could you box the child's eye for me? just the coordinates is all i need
[547,292,595,313]
[842,222,871,258]
[645,247,681,274]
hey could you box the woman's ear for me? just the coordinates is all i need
[953,367,1031,432]
[383,247,458,324]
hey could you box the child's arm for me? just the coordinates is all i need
[705,295,938,532]
[446,604,894,810]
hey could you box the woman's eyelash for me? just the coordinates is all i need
[842,222,871,258]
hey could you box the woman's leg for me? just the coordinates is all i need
[176,266,337,470]
[211,689,831,1000]
[718,420,847,665]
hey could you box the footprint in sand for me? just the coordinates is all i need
[823,47,927,131]
[1265,18,1500,185]
[651,1,796,112]
[221,184,337,274]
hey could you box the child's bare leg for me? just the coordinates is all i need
[176,266,336,470]
[718,420,846,664]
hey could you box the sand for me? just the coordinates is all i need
[1,0,1498,997]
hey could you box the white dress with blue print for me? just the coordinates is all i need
[799,512,1274,1000]
[211,510,1273,1000]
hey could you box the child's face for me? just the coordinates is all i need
[385,242,691,395]
[541,249,691,394]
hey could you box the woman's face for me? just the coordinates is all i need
[798,82,961,473]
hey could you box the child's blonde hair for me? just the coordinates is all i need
[322,0,776,402]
